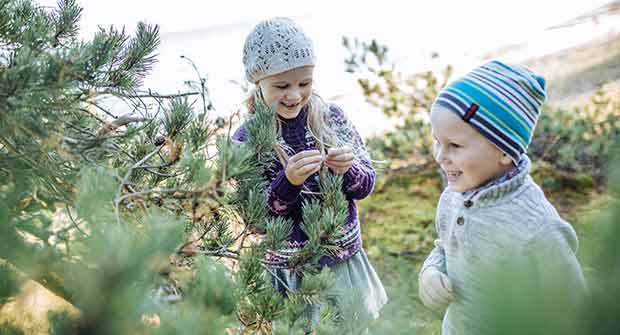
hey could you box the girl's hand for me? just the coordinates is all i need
[419,266,455,310]
[285,150,323,186]
[325,146,354,175]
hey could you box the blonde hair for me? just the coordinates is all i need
[244,88,348,167]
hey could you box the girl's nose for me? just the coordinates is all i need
[286,90,301,101]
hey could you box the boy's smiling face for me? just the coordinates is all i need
[430,105,514,193]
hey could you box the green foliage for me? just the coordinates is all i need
[475,252,582,335]
[227,88,356,333]
[47,310,75,335]
[0,261,22,304]
[0,322,24,335]
[162,97,193,139]
[179,147,212,187]
[530,83,620,184]
[244,96,280,163]
[343,37,452,169]
[344,37,620,189]
[0,1,240,333]
[579,152,620,335]
[359,172,440,260]
[265,217,293,251]
[183,257,236,314]
[3,2,616,333]
[75,167,117,223]
[297,174,348,265]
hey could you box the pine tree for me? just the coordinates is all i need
[0,1,360,333]
[225,96,355,334]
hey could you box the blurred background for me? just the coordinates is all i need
[36,0,620,137]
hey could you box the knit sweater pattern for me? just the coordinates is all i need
[420,156,586,335]
[232,104,375,268]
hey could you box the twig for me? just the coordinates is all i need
[86,100,117,119]
[180,55,213,114]
[65,207,89,237]
[137,163,173,170]
[114,146,163,224]
[116,187,185,203]
[97,114,149,136]
[262,265,294,293]
[77,107,108,124]
[194,249,239,259]
[176,220,217,255]
[141,168,184,178]
[122,89,202,99]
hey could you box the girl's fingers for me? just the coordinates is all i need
[296,162,322,176]
[327,146,352,157]
[325,160,353,169]
[290,150,321,163]
[308,162,323,175]
[296,155,324,168]
[326,153,355,162]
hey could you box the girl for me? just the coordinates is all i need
[232,17,388,333]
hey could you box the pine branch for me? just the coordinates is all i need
[114,146,162,224]
[51,0,82,46]
[116,22,160,88]
[162,96,193,138]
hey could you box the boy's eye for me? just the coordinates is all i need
[275,85,288,89]
[300,81,311,87]
[449,142,461,148]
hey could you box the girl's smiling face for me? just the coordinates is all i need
[257,66,314,119]
[430,105,514,193]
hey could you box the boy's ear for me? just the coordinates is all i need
[500,154,512,166]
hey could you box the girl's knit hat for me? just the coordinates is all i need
[242,17,316,84]
[432,60,546,164]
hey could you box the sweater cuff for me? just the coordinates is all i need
[272,170,302,202]
[343,162,370,192]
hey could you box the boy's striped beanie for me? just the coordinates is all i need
[433,60,547,163]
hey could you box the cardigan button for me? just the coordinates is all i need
[457,216,465,225]
[464,200,474,208]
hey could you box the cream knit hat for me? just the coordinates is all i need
[242,17,316,83]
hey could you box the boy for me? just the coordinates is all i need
[419,60,587,334]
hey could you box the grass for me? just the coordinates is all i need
[359,171,442,261]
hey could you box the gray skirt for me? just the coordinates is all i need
[269,250,388,332]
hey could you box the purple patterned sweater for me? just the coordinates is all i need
[232,104,375,268]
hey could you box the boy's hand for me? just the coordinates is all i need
[325,146,354,175]
[285,150,323,186]
[419,267,455,310]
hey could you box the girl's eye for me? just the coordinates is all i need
[275,85,288,89]
[300,82,311,87]
[449,142,461,148]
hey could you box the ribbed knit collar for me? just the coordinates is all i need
[455,155,531,207]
